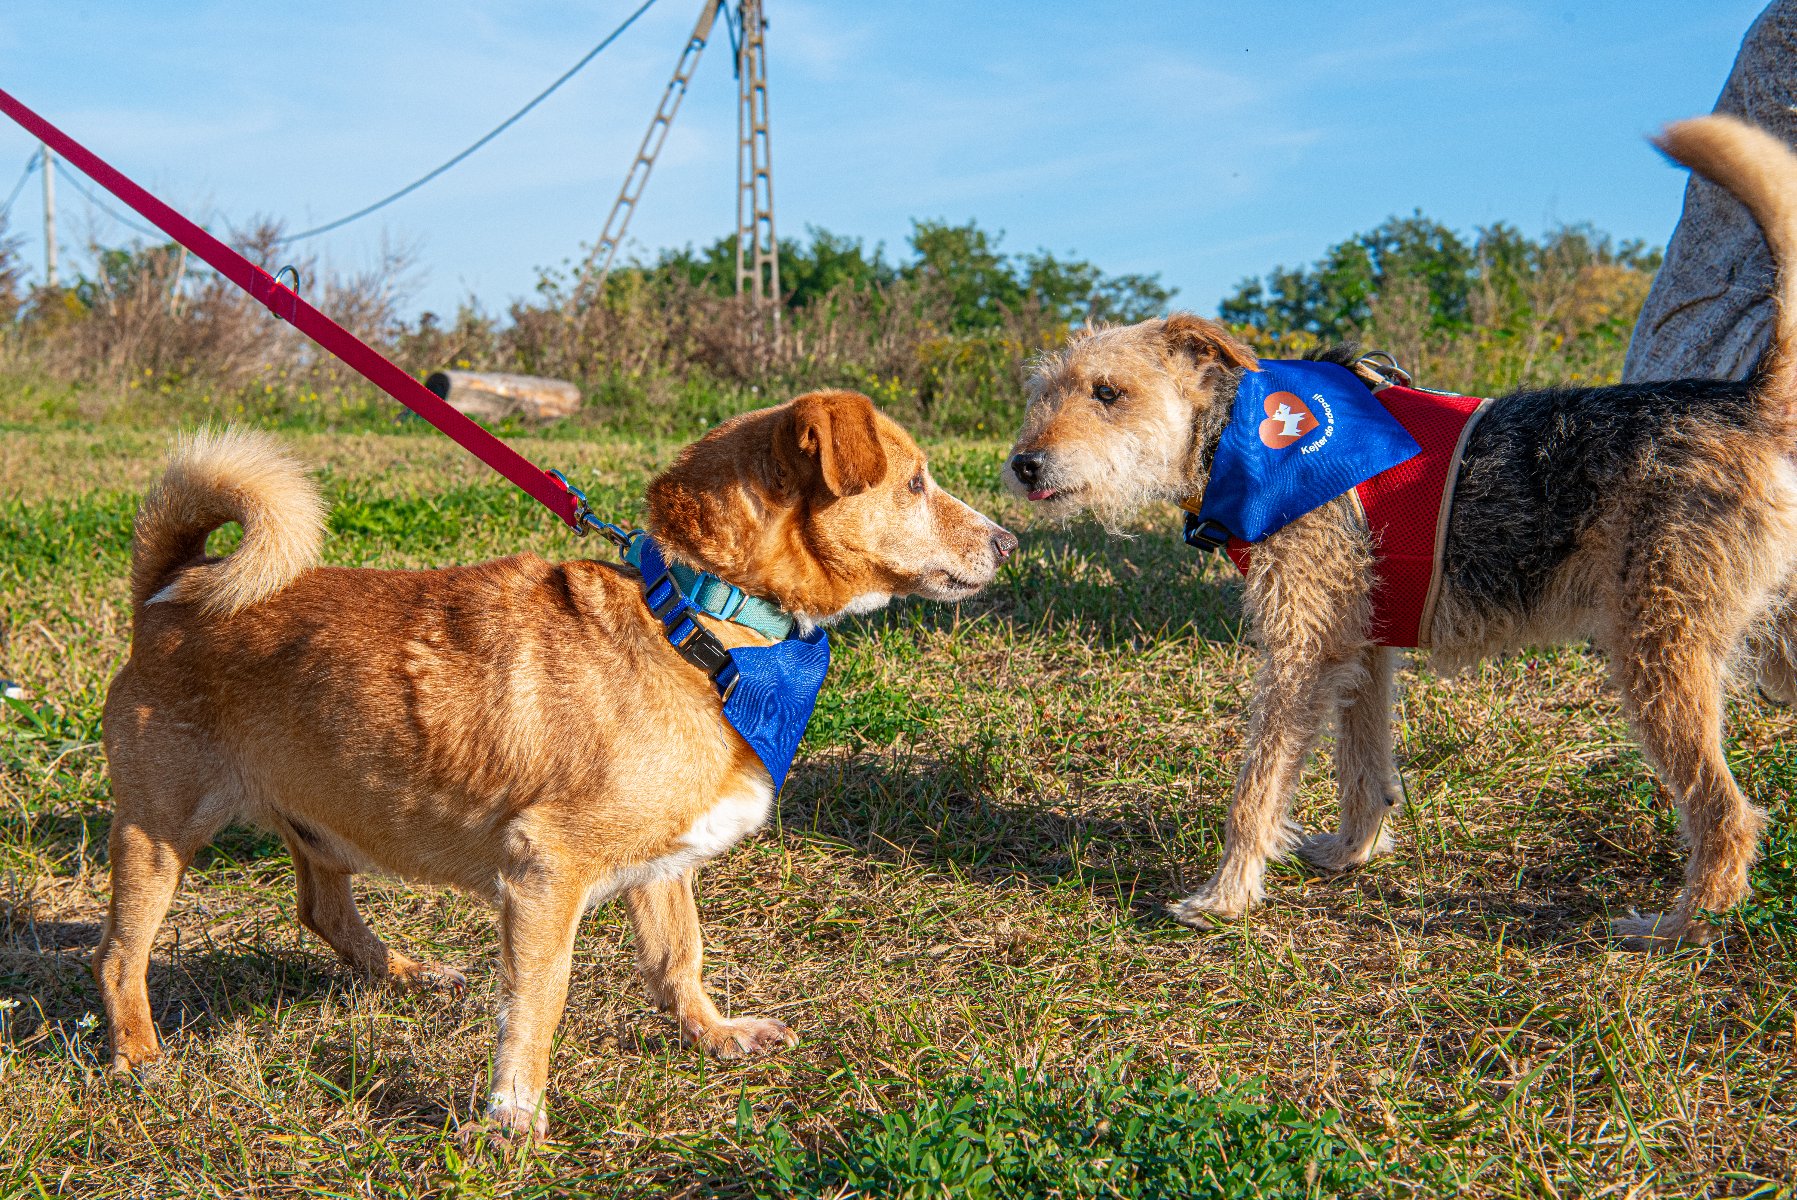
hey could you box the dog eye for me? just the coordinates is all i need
[1093,383,1120,404]
[908,470,926,495]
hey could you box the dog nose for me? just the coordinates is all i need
[991,526,1019,561]
[1009,452,1044,488]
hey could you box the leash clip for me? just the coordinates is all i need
[547,469,637,550]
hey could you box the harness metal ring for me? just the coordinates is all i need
[1357,350,1412,387]
[271,265,302,294]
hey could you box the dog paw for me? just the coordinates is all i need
[461,1094,549,1147]
[108,1046,160,1074]
[693,1016,798,1060]
[1295,830,1388,873]
[1167,884,1251,927]
[107,1031,162,1074]
[1611,910,1722,952]
[392,959,468,993]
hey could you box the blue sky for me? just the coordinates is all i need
[0,1,1770,319]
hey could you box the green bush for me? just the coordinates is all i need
[1221,215,1659,397]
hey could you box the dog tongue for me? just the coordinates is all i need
[1028,488,1058,501]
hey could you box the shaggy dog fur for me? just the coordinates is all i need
[1004,115,1797,949]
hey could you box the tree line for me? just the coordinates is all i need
[0,210,1662,436]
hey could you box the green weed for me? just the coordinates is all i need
[695,1062,1436,1199]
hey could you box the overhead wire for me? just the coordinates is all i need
[0,151,38,220]
[57,164,166,239]
[2,0,667,260]
[275,0,662,244]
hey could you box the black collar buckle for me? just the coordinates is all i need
[678,628,740,700]
[1182,512,1233,553]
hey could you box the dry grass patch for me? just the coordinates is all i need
[2,421,1793,1198]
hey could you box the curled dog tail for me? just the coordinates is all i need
[1656,114,1797,437]
[130,427,326,618]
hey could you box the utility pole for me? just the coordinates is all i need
[583,0,724,297]
[40,143,56,289]
[735,0,778,309]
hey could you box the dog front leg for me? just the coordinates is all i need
[476,864,585,1142]
[1170,646,1361,925]
[623,871,796,1059]
[1299,645,1403,871]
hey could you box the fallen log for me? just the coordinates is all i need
[424,369,582,423]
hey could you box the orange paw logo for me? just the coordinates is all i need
[1258,392,1319,448]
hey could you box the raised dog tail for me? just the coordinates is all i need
[130,427,326,619]
[1656,115,1797,437]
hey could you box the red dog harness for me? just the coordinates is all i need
[1200,384,1491,649]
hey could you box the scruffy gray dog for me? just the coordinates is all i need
[1006,116,1797,949]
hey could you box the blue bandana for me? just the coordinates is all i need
[719,626,831,790]
[632,535,830,790]
[1190,359,1421,544]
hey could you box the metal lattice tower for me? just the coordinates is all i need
[584,0,725,293]
[735,0,778,307]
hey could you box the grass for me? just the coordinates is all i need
[1,405,1795,1199]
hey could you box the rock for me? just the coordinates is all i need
[1623,0,1797,383]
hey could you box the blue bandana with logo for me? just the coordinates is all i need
[632,535,830,790]
[1192,359,1421,543]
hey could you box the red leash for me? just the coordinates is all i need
[0,86,588,532]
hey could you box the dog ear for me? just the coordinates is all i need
[1160,313,1258,372]
[781,390,888,497]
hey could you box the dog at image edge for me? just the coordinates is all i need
[98,390,1015,1140]
[1005,114,1797,949]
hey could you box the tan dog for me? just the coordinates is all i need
[1005,115,1797,948]
[99,390,1015,1139]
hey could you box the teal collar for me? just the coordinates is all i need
[624,534,796,642]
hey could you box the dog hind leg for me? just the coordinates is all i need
[1612,636,1769,950]
[289,844,465,991]
[1299,645,1403,872]
[623,870,797,1059]
[94,719,240,1074]
[1745,582,1797,705]
[93,815,193,1072]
